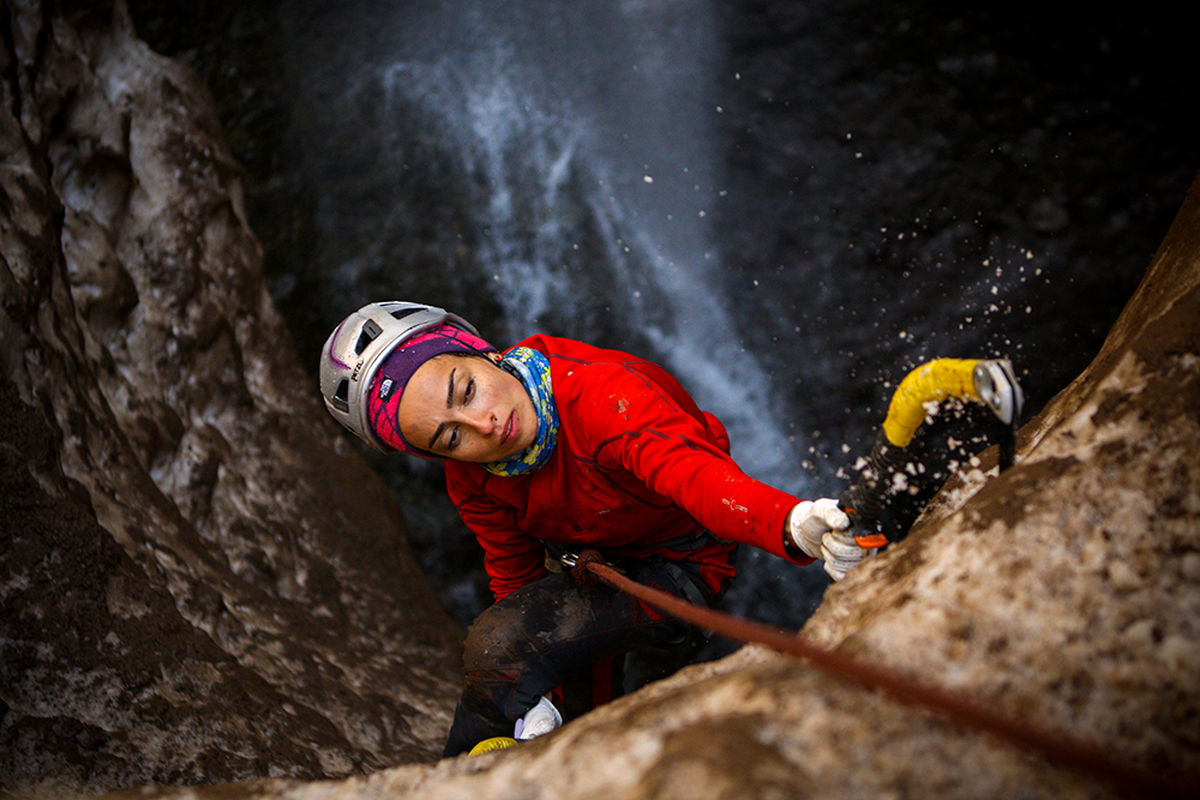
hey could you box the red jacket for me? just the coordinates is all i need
[445,334,811,600]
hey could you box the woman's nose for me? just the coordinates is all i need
[460,407,496,435]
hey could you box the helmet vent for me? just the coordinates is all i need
[390,307,423,321]
[332,379,350,413]
[355,319,383,354]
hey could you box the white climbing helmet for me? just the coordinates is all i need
[318,301,479,450]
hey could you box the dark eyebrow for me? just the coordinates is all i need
[427,367,458,450]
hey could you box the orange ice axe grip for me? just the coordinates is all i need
[854,532,889,549]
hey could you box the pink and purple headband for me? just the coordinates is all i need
[366,324,496,454]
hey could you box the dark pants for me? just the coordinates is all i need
[442,559,717,757]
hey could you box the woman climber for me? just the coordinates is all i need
[318,301,874,756]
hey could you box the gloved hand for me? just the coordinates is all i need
[818,529,870,582]
[787,498,869,581]
[514,695,562,740]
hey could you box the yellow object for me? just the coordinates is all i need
[881,358,981,447]
[468,736,519,756]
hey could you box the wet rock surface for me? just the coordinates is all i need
[1,2,460,797]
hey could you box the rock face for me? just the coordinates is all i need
[1,3,461,797]
[4,3,1198,800]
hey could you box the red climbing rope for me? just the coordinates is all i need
[584,557,1195,800]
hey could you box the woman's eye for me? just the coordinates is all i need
[447,428,460,451]
[464,379,476,404]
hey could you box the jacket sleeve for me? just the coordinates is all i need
[444,465,549,600]
[584,365,810,563]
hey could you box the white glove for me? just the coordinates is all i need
[514,695,562,740]
[787,498,867,581]
[819,529,869,582]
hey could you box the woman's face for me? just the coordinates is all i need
[397,354,537,462]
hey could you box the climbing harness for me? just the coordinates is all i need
[840,357,1025,548]
[560,549,712,608]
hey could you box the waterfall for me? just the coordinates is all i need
[372,0,807,488]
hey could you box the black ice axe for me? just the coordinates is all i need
[840,358,1025,549]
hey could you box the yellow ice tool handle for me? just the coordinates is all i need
[468,736,519,755]
[881,358,982,448]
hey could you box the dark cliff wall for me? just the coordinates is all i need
[1,3,461,797]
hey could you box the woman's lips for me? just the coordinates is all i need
[502,410,516,445]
